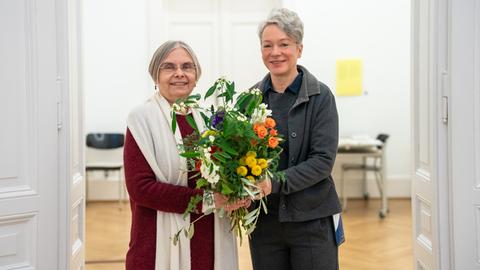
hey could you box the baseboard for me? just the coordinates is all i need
[86,170,128,201]
[86,171,412,201]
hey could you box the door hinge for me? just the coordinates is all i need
[441,96,448,124]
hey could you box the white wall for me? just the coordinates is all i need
[283,1,411,196]
[82,0,411,198]
[81,0,151,133]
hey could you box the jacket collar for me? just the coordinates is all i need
[257,65,321,109]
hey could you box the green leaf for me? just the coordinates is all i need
[240,177,254,186]
[187,224,195,239]
[196,178,208,189]
[244,214,257,226]
[245,224,256,235]
[217,141,239,156]
[205,84,217,100]
[234,94,248,109]
[185,114,198,131]
[237,94,255,114]
[180,152,201,158]
[200,111,210,125]
[212,152,227,163]
[243,207,259,221]
[260,198,268,214]
[243,186,256,199]
[204,208,214,215]
[246,98,258,115]
[171,111,177,133]
[189,93,201,100]
[172,232,179,246]
[217,151,231,160]
[217,92,228,98]
[221,182,234,194]
[225,81,236,103]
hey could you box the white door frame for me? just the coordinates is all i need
[412,0,480,269]
[411,0,449,267]
[57,0,86,269]
[66,0,479,269]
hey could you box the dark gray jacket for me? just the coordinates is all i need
[253,65,342,222]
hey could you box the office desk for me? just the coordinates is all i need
[337,137,388,218]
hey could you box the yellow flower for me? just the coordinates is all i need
[236,166,248,176]
[246,175,255,183]
[201,130,216,138]
[245,156,257,168]
[257,158,268,169]
[246,151,257,158]
[239,157,246,166]
[251,165,262,176]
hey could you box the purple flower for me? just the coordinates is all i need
[211,111,225,128]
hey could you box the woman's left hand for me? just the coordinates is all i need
[255,177,272,199]
[214,193,251,211]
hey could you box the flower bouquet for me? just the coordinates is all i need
[171,77,285,244]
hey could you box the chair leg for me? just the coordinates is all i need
[375,171,388,218]
[362,157,369,199]
[380,171,388,214]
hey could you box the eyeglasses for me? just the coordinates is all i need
[159,62,196,74]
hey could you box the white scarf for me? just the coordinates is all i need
[127,93,238,270]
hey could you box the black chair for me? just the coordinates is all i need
[85,133,125,206]
[340,134,389,218]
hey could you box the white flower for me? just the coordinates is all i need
[203,148,211,160]
[208,135,215,142]
[172,102,189,115]
[200,161,220,184]
[249,88,262,95]
[251,103,272,124]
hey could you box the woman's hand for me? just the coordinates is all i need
[255,176,272,199]
[214,193,251,212]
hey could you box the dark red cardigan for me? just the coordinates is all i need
[124,115,214,270]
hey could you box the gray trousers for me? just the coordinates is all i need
[249,214,339,270]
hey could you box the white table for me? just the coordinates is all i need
[337,136,388,218]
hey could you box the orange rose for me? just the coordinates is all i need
[265,117,276,128]
[256,125,268,139]
[268,137,279,148]
[269,129,278,136]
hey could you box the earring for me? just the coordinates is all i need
[154,85,157,90]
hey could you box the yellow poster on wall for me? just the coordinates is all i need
[336,59,363,96]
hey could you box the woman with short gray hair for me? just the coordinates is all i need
[251,8,343,270]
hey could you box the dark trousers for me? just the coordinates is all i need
[249,214,338,270]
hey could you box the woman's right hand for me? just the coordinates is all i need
[214,193,251,212]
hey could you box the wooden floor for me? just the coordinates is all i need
[86,199,412,270]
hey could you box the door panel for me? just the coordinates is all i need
[411,0,444,268]
[0,0,60,268]
[149,0,279,96]
[450,0,480,268]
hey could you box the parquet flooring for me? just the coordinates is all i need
[86,199,412,270]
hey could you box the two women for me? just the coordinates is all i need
[124,7,341,270]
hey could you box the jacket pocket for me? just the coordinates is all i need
[289,180,331,211]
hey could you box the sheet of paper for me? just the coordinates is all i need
[336,59,363,96]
